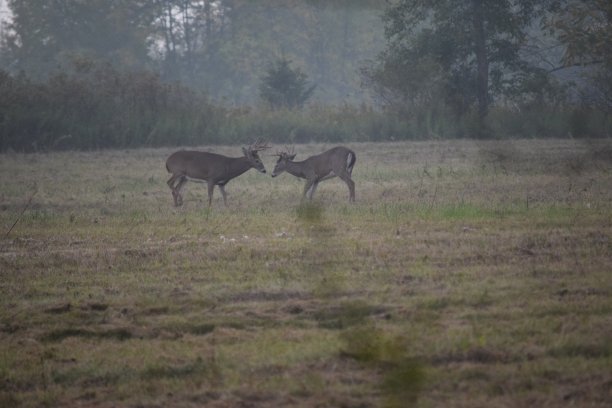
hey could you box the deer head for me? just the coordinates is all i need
[271,146,296,177]
[242,139,270,173]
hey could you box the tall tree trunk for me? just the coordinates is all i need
[472,0,488,119]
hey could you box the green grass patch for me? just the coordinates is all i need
[340,324,426,407]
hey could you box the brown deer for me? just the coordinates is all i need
[166,140,270,206]
[271,146,356,202]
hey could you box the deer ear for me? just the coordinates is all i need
[242,147,248,156]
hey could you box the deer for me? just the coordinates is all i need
[271,146,356,202]
[166,140,270,207]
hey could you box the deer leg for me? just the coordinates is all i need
[167,173,180,205]
[173,176,187,206]
[308,181,319,200]
[338,173,355,202]
[302,179,315,201]
[167,173,180,189]
[218,184,228,206]
[207,181,215,206]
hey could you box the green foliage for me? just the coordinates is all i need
[546,0,612,68]
[195,1,385,104]
[3,0,152,78]
[218,105,421,144]
[0,62,224,151]
[364,0,557,119]
[2,68,610,152]
[259,57,316,109]
[1,0,385,105]
[545,0,612,112]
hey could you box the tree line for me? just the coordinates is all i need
[0,0,610,151]
[363,0,611,126]
[0,0,383,105]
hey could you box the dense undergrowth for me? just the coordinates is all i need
[1,65,610,152]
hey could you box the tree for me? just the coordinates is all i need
[149,0,228,85]
[259,57,316,109]
[2,0,152,79]
[363,0,555,119]
[0,0,386,105]
[547,0,612,110]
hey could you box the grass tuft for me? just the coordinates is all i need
[295,201,324,224]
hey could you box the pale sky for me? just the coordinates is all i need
[0,0,10,21]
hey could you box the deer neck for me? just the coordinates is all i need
[227,156,253,178]
[285,160,308,179]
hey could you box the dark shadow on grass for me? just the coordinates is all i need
[42,327,133,342]
[141,357,221,383]
[312,300,388,330]
[548,343,611,359]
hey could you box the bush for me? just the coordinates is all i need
[218,104,417,144]
[0,63,224,151]
[1,64,610,152]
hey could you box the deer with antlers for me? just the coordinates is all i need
[271,146,356,202]
[166,140,270,207]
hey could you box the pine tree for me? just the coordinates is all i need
[259,57,316,109]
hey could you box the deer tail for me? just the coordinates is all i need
[347,150,356,176]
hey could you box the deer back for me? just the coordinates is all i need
[309,146,355,177]
[166,151,232,181]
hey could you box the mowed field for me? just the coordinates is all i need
[1,139,611,407]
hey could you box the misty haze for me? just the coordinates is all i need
[0,1,611,407]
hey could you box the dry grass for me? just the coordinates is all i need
[1,139,611,407]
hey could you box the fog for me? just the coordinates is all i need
[0,1,610,152]
[0,1,385,105]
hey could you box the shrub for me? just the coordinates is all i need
[0,63,224,151]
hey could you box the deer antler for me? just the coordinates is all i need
[274,145,295,158]
[249,139,270,152]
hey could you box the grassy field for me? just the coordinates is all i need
[1,139,611,407]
